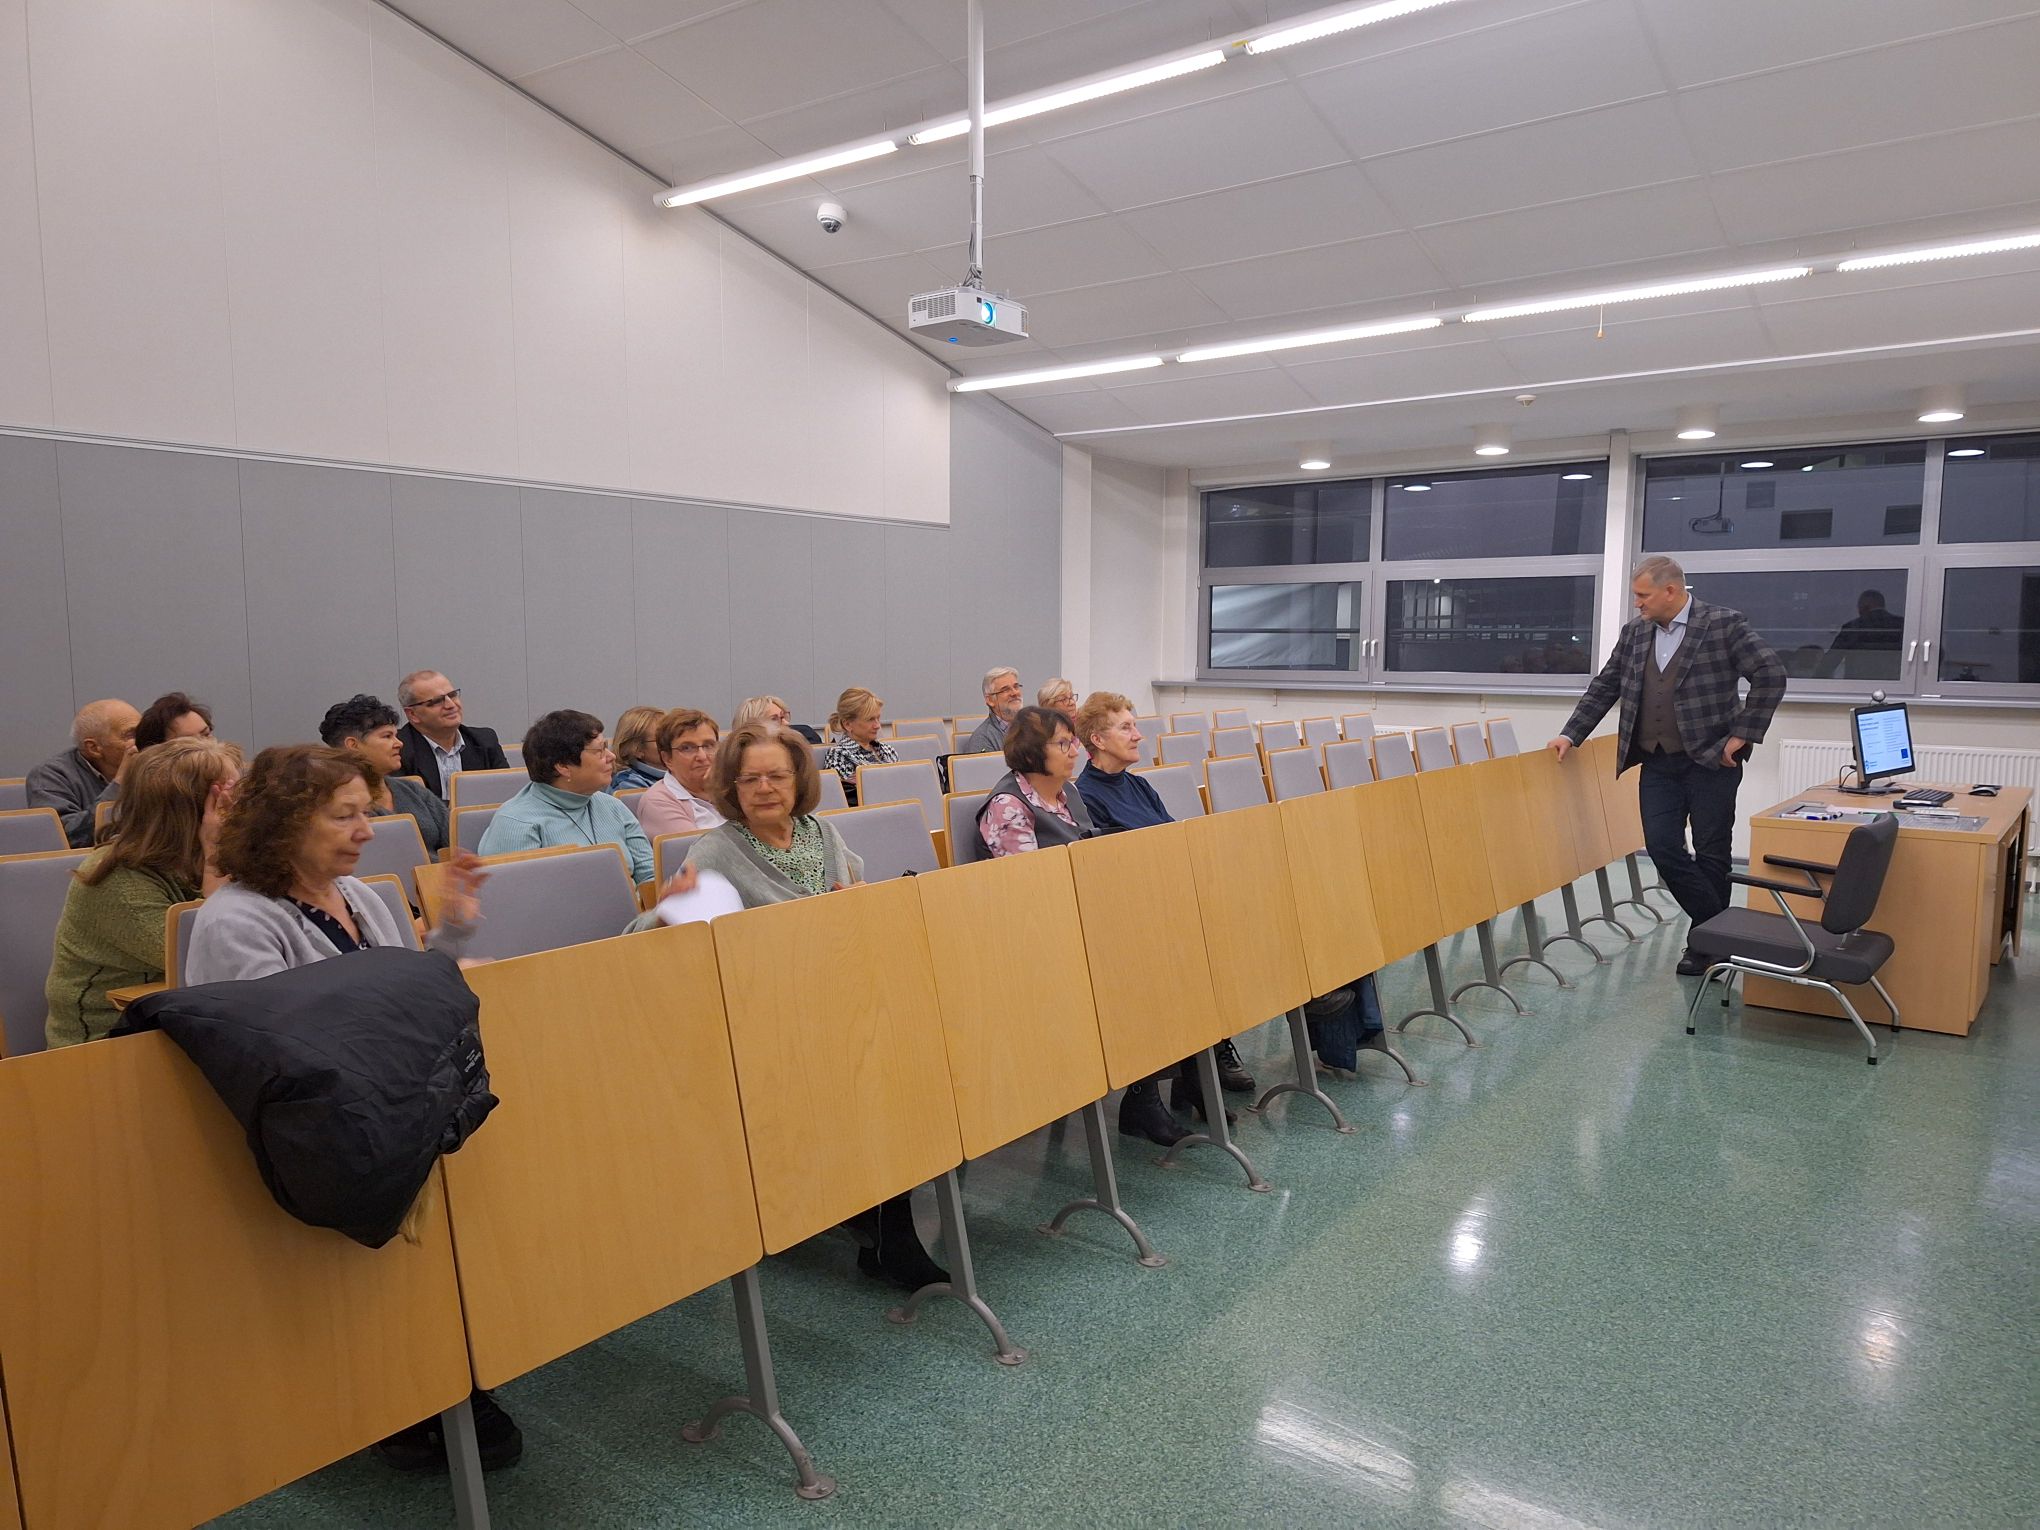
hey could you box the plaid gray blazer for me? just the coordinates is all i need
[1561,598,1787,772]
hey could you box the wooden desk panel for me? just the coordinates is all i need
[1742,785,2030,1037]
[1414,766,1504,934]
[0,1033,469,1529]
[1349,776,1449,964]
[1553,740,1616,869]
[713,879,962,1253]
[1513,745,1590,888]
[1069,822,1231,1087]
[0,1384,18,1530]
[445,924,763,1390]
[917,851,1109,1157]
[1587,735,1646,857]
[1471,755,1550,909]
[1277,789,1387,996]
[1182,805,1314,1028]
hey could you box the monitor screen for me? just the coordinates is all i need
[1852,702,1915,783]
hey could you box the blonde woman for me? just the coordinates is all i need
[44,736,242,1047]
[734,693,821,745]
[1037,677,1077,720]
[609,704,667,791]
[823,687,896,805]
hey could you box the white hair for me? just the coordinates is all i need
[981,666,1018,699]
[1632,554,1685,588]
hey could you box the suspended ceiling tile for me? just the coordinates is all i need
[1106,366,1323,425]
[1415,181,1728,290]
[1019,271,1229,347]
[1751,267,2040,354]
[1120,164,1402,269]
[1182,233,1452,323]
[1487,305,1780,379]
[735,65,964,157]
[641,122,777,189]
[1362,96,1701,227]
[392,0,613,79]
[1631,0,2040,89]
[567,2,737,45]
[1281,335,1525,407]
[513,46,724,161]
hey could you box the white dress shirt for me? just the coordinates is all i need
[1653,594,1693,671]
[427,734,466,799]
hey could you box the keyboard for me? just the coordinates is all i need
[1897,788,1952,807]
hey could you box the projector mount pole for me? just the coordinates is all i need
[965,0,986,288]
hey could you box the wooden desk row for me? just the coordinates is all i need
[0,739,1650,1529]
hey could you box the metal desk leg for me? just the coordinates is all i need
[1609,857,1663,923]
[1252,1007,1362,1128]
[1452,920,1528,1014]
[1593,865,1650,935]
[887,1171,1026,1365]
[1161,1047,1271,1191]
[441,1397,491,1530]
[1396,945,1477,1046]
[1042,1098,1170,1261]
[1630,852,1680,908]
[1501,902,1573,989]
[1572,878,1632,943]
[681,1268,836,1499]
[1555,884,1612,961]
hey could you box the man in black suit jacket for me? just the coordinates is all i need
[396,669,509,798]
[1552,555,1786,975]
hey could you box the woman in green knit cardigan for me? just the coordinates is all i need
[43,735,241,1048]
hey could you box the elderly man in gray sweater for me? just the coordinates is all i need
[27,698,139,846]
[963,666,1024,756]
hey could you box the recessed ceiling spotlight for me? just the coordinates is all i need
[1561,472,1592,481]
[1299,458,1332,471]
[1739,460,1774,470]
[1675,404,1718,441]
[1473,424,1510,457]
[1401,482,1432,492]
[1947,447,1986,457]
[1917,385,1965,424]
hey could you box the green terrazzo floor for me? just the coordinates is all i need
[217,888,2040,1529]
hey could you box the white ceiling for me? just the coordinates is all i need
[386,0,2040,473]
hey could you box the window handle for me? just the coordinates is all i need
[1905,639,1917,662]
[1920,639,1932,668]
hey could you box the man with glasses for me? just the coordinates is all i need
[396,669,509,798]
[963,665,1025,756]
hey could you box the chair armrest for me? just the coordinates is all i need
[1731,869,1824,899]
[1762,853,1837,877]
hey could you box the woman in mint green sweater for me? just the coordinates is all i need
[43,736,241,1048]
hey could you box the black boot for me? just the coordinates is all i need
[1214,1038,1255,1093]
[856,1191,949,1292]
[375,1388,522,1472]
[1174,1058,1238,1126]
[1118,1077,1190,1145]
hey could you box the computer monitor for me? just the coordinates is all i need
[1846,701,1915,793]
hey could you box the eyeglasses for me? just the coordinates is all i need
[408,688,461,710]
[735,770,796,789]
[1052,736,1080,752]
[990,685,1023,699]
[669,740,717,756]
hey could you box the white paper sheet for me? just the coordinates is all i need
[651,868,745,927]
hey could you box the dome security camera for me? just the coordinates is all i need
[817,202,846,234]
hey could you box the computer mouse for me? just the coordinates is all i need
[1969,785,1999,797]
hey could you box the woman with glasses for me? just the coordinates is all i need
[964,705,1095,861]
[674,724,945,1291]
[636,707,726,837]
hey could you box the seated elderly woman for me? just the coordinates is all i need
[823,686,895,806]
[43,737,241,1048]
[318,694,449,853]
[635,707,725,838]
[479,710,654,885]
[181,744,512,1472]
[733,694,821,744]
[608,704,666,791]
[664,724,943,1290]
[965,704,1095,859]
[1035,677,1077,721]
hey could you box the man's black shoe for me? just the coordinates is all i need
[1214,1039,1255,1093]
[375,1388,523,1472]
[1676,950,1711,978]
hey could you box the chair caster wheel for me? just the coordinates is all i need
[1867,1056,1878,1065]
[1684,1026,1694,1035]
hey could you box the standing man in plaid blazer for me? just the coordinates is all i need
[1551,555,1786,975]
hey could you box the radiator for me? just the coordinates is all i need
[1778,739,2040,872]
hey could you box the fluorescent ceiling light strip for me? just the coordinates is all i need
[1177,315,1442,364]
[1836,231,2040,271]
[1245,0,1467,55]
[949,356,1164,392]
[656,139,897,207]
[907,51,1227,145]
[1461,265,1811,323]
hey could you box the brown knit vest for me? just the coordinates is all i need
[1636,627,1690,757]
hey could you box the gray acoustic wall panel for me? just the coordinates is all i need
[519,486,637,726]
[630,497,733,726]
[1,398,1059,767]
[57,442,254,748]
[0,436,75,774]
[946,396,1062,713]
[390,475,528,744]
[241,460,399,747]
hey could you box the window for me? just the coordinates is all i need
[1642,433,2040,701]
[1383,462,1605,560]
[1203,481,1369,567]
[1383,575,1597,676]
[1207,582,1364,671]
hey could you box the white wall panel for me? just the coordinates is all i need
[371,4,519,476]
[0,436,72,773]
[214,0,387,463]
[621,203,731,502]
[507,104,630,488]
[882,522,951,720]
[883,354,951,525]
[804,300,887,521]
[0,0,50,429]
[630,498,733,721]
[717,233,816,513]
[29,0,235,445]
[389,475,528,740]
[1086,454,1167,711]
[240,461,398,746]
[56,444,251,745]
[945,397,1061,707]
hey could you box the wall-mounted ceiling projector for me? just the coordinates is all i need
[907,286,1027,346]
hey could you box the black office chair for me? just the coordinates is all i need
[1685,813,1900,1064]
